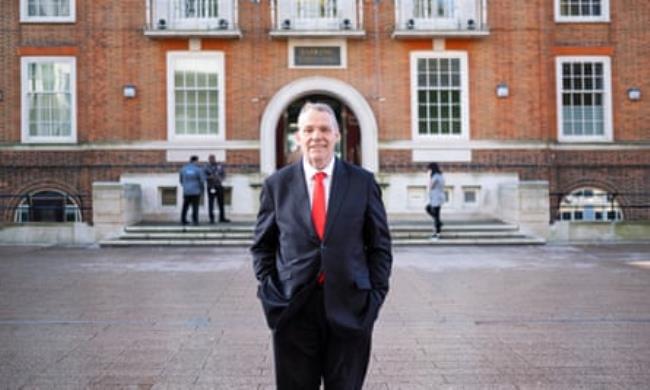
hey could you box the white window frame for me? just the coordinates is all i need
[20,0,76,23]
[21,56,77,144]
[555,56,613,143]
[166,51,226,143]
[554,0,610,23]
[410,51,470,141]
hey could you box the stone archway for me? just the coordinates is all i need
[259,77,378,175]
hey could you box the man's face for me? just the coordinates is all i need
[295,109,340,170]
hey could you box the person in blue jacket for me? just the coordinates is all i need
[179,155,205,225]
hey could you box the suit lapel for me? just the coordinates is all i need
[323,159,348,241]
[291,162,320,242]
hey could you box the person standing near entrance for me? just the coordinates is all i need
[204,154,230,223]
[426,162,445,239]
[179,155,205,225]
[251,102,393,389]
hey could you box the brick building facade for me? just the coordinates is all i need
[1,0,648,228]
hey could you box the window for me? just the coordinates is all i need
[414,0,453,19]
[411,51,469,140]
[558,187,623,221]
[14,190,82,223]
[167,52,225,142]
[160,187,178,207]
[556,56,612,142]
[21,57,76,143]
[180,0,219,19]
[462,186,480,206]
[297,0,338,19]
[555,0,609,22]
[20,0,75,23]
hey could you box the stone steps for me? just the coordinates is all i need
[99,219,545,247]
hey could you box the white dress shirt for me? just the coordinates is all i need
[302,156,335,212]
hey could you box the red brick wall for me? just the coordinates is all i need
[1,0,649,222]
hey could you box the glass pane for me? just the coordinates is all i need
[440,59,449,72]
[208,73,218,87]
[452,105,460,118]
[186,72,196,88]
[430,121,439,134]
[430,73,439,87]
[450,59,459,72]
[197,91,208,105]
[418,105,427,118]
[209,91,218,106]
[418,120,428,134]
[175,71,184,87]
[198,120,208,134]
[428,105,437,118]
[418,74,427,87]
[198,104,208,119]
[452,121,461,134]
[176,119,186,134]
[417,59,427,72]
[197,72,207,87]
[440,74,449,87]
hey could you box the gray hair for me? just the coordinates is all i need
[297,102,339,133]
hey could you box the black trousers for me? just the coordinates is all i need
[181,194,200,224]
[207,186,226,222]
[426,205,442,233]
[272,287,372,390]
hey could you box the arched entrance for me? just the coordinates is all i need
[259,76,378,175]
[275,94,361,168]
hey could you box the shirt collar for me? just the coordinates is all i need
[303,155,335,180]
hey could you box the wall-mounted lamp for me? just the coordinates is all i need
[406,19,415,30]
[627,87,641,101]
[467,19,476,30]
[123,85,137,99]
[218,18,229,29]
[341,18,352,30]
[157,18,167,30]
[496,83,509,98]
[282,19,291,30]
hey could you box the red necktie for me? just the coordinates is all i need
[311,172,327,241]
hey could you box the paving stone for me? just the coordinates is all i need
[1,244,649,388]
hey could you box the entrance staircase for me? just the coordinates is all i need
[99,217,545,247]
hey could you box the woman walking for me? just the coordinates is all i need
[426,162,445,239]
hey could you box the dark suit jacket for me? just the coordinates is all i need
[251,159,392,334]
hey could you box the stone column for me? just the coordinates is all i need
[498,181,550,239]
[92,182,142,241]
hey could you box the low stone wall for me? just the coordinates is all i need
[498,181,550,239]
[550,221,650,243]
[0,223,95,245]
[93,182,142,241]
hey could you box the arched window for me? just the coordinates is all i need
[559,187,623,221]
[14,190,82,223]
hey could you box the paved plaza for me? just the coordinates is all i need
[0,243,649,389]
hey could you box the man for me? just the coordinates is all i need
[251,102,392,389]
[179,155,205,225]
[204,154,230,223]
